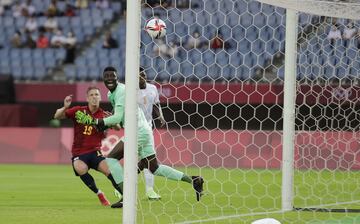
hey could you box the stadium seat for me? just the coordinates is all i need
[226,12,240,28]
[180,61,193,78]
[240,13,253,28]
[183,10,196,25]
[248,1,261,14]
[208,64,221,80]
[233,0,247,15]
[203,51,215,66]
[215,51,229,67]
[211,11,225,27]
[64,65,76,80]
[193,63,208,79]
[23,66,35,80]
[196,11,210,26]
[0,65,10,75]
[34,66,47,79]
[222,65,236,80]
[77,65,88,80]
[188,49,202,65]
[11,66,22,80]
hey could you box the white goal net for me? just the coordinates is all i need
[126,0,360,223]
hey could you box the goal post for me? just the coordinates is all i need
[123,0,141,223]
[282,8,297,212]
[119,0,360,223]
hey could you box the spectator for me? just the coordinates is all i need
[64,31,77,63]
[210,30,229,50]
[343,22,357,47]
[327,25,342,45]
[51,29,67,48]
[102,31,118,49]
[153,39,178,58]
[75,0,88,9]
[21,0,35,17]
[0,0,12,10]
[145,0,171,8]
[37,32,49,48]
[25,15,38,33]
[64,3,76,17]
[153,39,167,57]
[11,30,23,48]
[167,41,178,57]
[12,1,23,17]
[96,0,109,9]
[47,0,58,17]
[44,15,58,33]
[0,5,4,16]
[185,31,205,49]
[24,31,36,48]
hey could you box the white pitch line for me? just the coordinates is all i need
[175,210,284,224]
[299,200,360,209]
[176,200,360,224]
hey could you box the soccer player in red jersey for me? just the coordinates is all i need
[54,86,122,206]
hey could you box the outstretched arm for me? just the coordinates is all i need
[54,94,73,120]
[153,102,165,127]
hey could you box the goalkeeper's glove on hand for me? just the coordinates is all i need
[75,110,95,125]
[75,110,106,131]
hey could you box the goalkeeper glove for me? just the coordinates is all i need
[75,110,96,125]
[75,110,106,131]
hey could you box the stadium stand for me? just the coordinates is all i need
[1,0,358,83]
[0,0,120,80]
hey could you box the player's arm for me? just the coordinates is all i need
[152,84,165,127]
[102,104,124,127]
[76,90,124,128]
[54,94,73,120]
[75,103,124,129]
[152,103,165,127]
[103,110,122,130]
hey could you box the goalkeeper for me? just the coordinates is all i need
[75,66,204,208]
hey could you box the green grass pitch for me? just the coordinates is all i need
[1,164,360,224]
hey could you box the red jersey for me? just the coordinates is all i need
[65,106,107,156]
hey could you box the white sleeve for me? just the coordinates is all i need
[150,84,160,104]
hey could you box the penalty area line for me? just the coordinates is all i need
[175,210,284,224]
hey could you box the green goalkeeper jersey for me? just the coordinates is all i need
[103,82,151,131]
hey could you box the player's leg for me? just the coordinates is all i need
[105,140,125,208]
[72,154,109,206]
[106,140,124,187]
[138,154,204,201]
[95,152,124,201]
[143,168,161,200]
[138,128,204,201]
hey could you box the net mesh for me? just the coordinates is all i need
[135,0,360,223]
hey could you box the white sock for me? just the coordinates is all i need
[143,169,154,192]
[97,190,102,195]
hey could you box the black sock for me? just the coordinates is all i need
[107,174,123,194]
[80,173,99,194]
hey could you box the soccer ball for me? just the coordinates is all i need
[145,18,166,39]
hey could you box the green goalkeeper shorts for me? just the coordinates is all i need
[121,128,155,160]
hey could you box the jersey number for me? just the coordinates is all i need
[83,125,93,135]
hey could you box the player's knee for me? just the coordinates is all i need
[149,163,159,173]
[98,160,111,176]
[75,167,88,175]
[73,160,88,175]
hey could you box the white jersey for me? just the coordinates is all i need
[138,83,160,127]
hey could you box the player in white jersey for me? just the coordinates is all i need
[138,68,165,200]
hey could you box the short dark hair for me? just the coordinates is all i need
[103,66,117,73]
